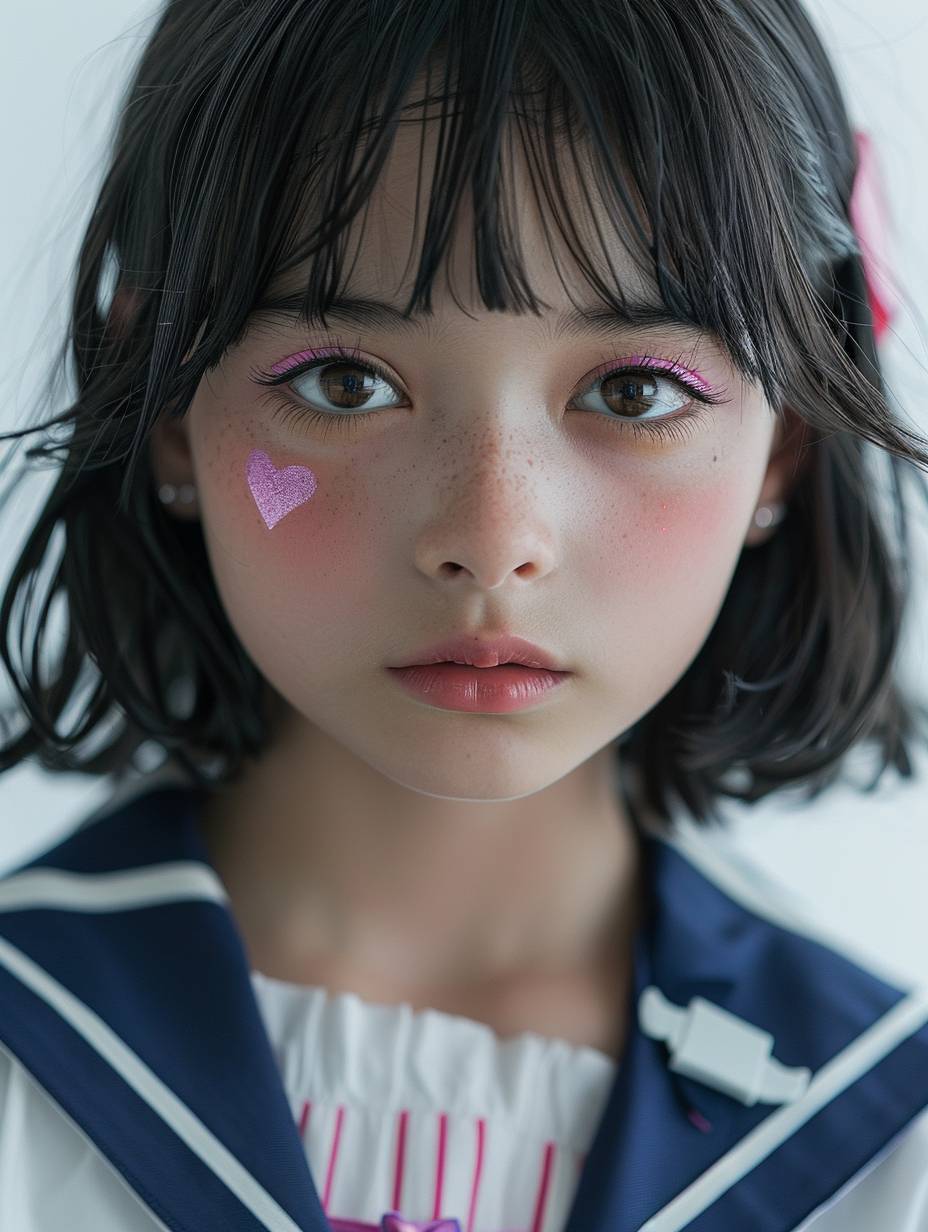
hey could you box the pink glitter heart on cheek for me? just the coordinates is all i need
[245,448,318,529]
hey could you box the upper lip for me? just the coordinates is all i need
[389,633,569,672]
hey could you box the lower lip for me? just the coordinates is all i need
[386,663,571,712]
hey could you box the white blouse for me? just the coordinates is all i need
[249,969,620,1232]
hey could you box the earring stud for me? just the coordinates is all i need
[157,483,197,505]
[753,502,786,530]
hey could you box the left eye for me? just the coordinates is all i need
[570,370,689,421]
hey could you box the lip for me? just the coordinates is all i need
[388,633,569,672]
[386,662,570,713]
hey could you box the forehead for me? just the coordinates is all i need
[274,78,662,324]
[377,126,642,299]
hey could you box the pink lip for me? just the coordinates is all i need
[386,663,570,713]
[389,633,568,672]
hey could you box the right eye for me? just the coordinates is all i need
[251,349,408,415]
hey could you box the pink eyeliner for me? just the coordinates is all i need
[621,354,715,395]
[268,346,343,376]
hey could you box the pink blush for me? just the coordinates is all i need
[245,448,318,529]
[649,490,735,556]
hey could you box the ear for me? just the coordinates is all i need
[104,285,142,339]
[106,286,203,522]
[743,405,812,547]
[149,408,199,521]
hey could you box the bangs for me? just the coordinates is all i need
[166,0,858,419]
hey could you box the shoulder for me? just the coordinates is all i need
[0,767,210,884]
[634,815,928,1229]
[0,1043,171,1231]
[654,815,919,990]
[0,771,206,1232]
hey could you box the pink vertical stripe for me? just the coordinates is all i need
[322,1104,346,1212]
[392,1109,410,1211]
[432,1111,449,1217]
[298,1099,311,1140]
[465,1117,486,1232]
[529,1141,557,1232]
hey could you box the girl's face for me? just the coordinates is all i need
[153,117,794,803]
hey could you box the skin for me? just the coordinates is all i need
[146,109,805,1060]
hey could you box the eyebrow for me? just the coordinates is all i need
[249,291,705,341]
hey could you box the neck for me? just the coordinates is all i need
[196,696,645,998]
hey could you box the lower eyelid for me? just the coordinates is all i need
[261,390,711,450]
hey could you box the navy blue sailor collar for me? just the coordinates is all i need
[0,779,927,1232]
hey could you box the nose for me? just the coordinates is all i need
[414,460,557,593]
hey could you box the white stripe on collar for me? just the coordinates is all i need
[0,863,228,913]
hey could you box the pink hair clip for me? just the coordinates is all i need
[849,129,897,345]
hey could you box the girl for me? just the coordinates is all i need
[0,0,927,1229]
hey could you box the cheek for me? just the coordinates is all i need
[569,473,751,730]
[584,479,750,660]
[197,436,379,642]
[588,480,739,575]
[652,489,737,560]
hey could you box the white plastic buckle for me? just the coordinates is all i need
[638,985,812,1107]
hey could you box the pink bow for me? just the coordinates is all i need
[379,1218,462,1232]
[327,1216,462,1232]
[849,129,897,344]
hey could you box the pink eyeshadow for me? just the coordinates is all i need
[622,354,715,395]
[266,347,716,395]
[269,347,343,376]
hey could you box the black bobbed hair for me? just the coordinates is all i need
[1,0,928,831]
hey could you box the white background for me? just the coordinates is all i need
[1,2,927,984]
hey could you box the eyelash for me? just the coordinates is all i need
[248,342,729,445]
